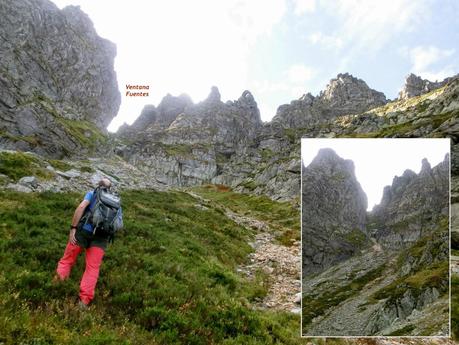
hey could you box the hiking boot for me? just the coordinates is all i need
[78,300,89,310]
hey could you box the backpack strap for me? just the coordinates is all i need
[79,187,99,234]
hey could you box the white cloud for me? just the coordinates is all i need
[250,64,317,120]
[321,0,431,51]
[292,0,316,16]
[228,0,287,43]
[286,64,316,84]
[285,64,317,97]
[404,45,456,81]
[308,32,343,49]
[252,80,290,94]
[410,46,454,72]
[418,69,456,82]
[50,0,288,131]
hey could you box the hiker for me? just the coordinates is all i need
[55,178,123,307]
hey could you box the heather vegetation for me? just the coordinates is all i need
[0,188,306,345]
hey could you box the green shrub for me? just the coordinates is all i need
[47,159,72,172]
[387,324,415,336]
[0,151,53,181]
[452,275,459,340]
[80,165,95,173]
[372,261,448,302]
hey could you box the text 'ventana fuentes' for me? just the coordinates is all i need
[126,84,149,97]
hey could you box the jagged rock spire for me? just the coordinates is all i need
[206,86,221,103]
[398,73,456,100]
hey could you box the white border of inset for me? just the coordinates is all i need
[300,137,451,338]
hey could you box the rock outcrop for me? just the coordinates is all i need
[116,87,262,187]
[271,73,387,129]
[370,155,450,249]
[246,75,458,201]
[118,93,193,136]
[399,73,455,100]
[0,0,458,207]
[302,155,449,336]
[302,148,368,275]
[0,0,120,157]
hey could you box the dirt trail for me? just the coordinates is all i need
[186,191,301,313]
[225,210,301,313]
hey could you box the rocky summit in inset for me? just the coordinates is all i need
[302,148,368,276]
[301,150,449,336]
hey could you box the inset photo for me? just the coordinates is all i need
[301,138,450,337]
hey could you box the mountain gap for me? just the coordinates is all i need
[302,148,449,336]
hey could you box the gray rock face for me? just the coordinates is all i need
[118,94,193,137]
[398,73,456,100]
[0,0,120,157]
[302,148,368,275]
[302,152,449,336]
[370,155,450,249]
[3,1,458,209]
[117,87,262,187]
[0,151,164,193]
[271,73,387,129]
[320,73,387,113]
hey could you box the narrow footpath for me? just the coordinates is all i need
[223,209,301,313]
[187,191,301,314]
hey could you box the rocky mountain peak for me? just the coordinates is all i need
[205,86,222,103]
[302,149,368,275]
[398,73,455,100]
[234,90,262,124]
[237,90,255,105]
[118,105,156,136]
[312,148,355,172]
[156,93,192,126]
[319,73,387,108]
[61,5,96,36]
[271,73,387,129]
[420,158,431,175]
[0,0,120,157]
[370,157,449,249]
[158,93,192,111]
[298,93,315,105]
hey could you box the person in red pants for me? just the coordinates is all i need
[55,178,113,308]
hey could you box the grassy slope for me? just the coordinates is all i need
[0,188,305,345]
[191,185,300,246]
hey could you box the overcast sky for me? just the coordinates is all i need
[50,0,459,132]
[301,139,450,211]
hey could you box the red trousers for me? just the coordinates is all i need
[56,242,105,305]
